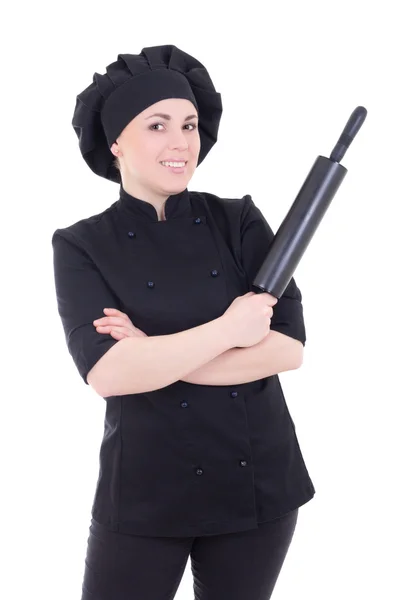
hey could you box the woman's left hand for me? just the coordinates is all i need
[93,308,148,340]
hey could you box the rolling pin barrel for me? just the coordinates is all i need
[252,106,367,298]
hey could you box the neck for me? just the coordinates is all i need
[121,178,168,220]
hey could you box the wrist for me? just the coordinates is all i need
[214,315,235,351]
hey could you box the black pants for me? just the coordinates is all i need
[81,507,299,600]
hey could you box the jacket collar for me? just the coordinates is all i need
[116,184,192,222]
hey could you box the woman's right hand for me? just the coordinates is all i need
[222,291,278,348]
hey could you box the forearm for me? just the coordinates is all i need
[91,316,234,397]
[180,330,303,386]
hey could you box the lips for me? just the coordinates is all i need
[160,159,188,163]
[160,161,187,173]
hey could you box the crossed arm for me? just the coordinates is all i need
[179,330,303,386]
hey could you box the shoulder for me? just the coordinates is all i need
[189,189,253,224]
[51,203,117,252]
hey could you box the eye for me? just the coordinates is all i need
[149,122,198,131]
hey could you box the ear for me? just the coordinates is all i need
[110,142,120,156]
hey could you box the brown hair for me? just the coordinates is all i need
[113,156,121,173]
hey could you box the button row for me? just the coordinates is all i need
[145,270,219,288]
[127,217,204,238]
[180,390,238,409]
[195,460,248,476]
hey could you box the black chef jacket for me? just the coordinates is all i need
[52,185,315,537]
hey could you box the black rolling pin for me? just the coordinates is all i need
[252,106,367,298]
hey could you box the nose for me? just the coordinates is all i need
[168,128,190,150]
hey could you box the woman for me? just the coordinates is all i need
[52,44,315,600]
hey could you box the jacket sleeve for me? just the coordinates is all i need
[52,229,121,386]
[239,194,306,346]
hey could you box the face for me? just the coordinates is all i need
[110,98,201,205]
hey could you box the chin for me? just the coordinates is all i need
[161,175,191,191]
[166,183,189,195]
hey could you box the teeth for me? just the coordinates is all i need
[161,161,186,167]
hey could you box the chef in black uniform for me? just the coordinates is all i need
[52,44,316,600]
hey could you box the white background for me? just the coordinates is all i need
[2,0,399,598]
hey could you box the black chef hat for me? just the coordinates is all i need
[72,44,223,183]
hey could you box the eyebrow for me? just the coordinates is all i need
[145,113,198,121]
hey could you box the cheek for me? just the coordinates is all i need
[141,137,164,162]
[192,133,201,154]
[127,141,156,169]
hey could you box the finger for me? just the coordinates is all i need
[94,316,132,327]
[265,292,278,304]
[104,308,129,319]
[101,311,130,325]
[96,325,135,337]
[97,324,146,338]
[109,329,126,340]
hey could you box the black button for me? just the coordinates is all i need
[128,231,136,238]
[194,217,201,224]
[211,269,219,277]
[147,281,155,288]
[230,391,238,398]
[180,401,188,408]
[196,468,203,476]
[240,460,247,467]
